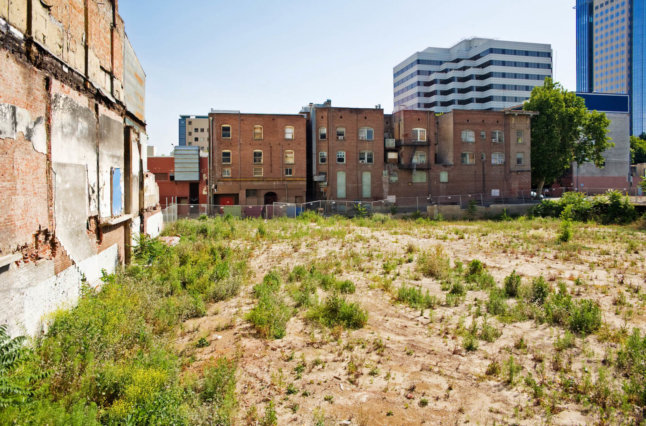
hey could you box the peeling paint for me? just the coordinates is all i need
[0,103,47,153]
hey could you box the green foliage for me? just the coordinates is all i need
[530,277,550,305]
[554,331,576,351]
[503,270,522,298]
[486,288,508,316]
[261,400,278,426]
[201,357,237,423]
[630,133,646,164]
[0,325,32,408]
[558,219,573,242]
[464,259,496,289]
[247,272,293,339]
[396,285,438,310]
[616,329,646,407]
[505,355,522,385]
[416,246,451,280]
[308,294,368,329]
[463,333,478,352]
[531,190,636,224]
[478,316,502,342]
[524,77,612,191]
[569,299,602,335]
[336,280,356,294]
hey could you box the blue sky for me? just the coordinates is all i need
[119,0,577,155]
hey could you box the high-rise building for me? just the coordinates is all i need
[576,0,646,135]
[393,38,552,113]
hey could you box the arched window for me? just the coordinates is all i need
[253,125,263,140]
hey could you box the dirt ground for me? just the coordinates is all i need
[175,218,646,425]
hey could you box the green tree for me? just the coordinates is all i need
[630,133,646,164]
[523,78,612,193]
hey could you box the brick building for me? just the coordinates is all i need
[302,101,386,201]
[0,0,160,336]
[384,109,533,200]
[149,148,209,207]
[209,111,307,205]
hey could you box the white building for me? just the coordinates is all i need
[393,38,553,112]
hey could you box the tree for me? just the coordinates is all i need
[630,133,646,164]
[523,78,612,194]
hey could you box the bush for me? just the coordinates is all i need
[530,277,550,305]
[616,329,646,407]
[308,294,368,329]
[486,288,508,316]
[558,219,573,242]
[247,272,293,339]
[503,271,522,298]
[336,280,356,294]
[397,285,438,310]
[569,299,602,335]
[416,246,451,280]
[531,190,637,224]
[0,325,32,408]
[201,358,237,423]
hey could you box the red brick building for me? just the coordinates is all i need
[303,102,385,201]
[209,111,307,205]
[148,154,209,207]
[383,109,533,200]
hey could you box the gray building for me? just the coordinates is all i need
[393,38,553,112]
[572,93,631,191]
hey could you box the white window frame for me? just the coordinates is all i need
[222,168,231,177]
[284,168,293,177]
[284,150,295,165]
[336,127,346,141]
[492,130,504,143]
[319,127,327,140]
[284,126,295,140]
[516,130,524,144]
[319,151,327,164]
[221,125,231,139]
[222,150,232,164]
[412,128,427,142]
[516,152,525,165]
[412,151,427,164]
[461,130,475,143]
[253,125,263,140]
[359,151,374,164]
[491,152,505,165]
[439,171,448,183]
[253,167,263,177]
[253,150,263,165]
[359,127,374,141]
[336,151,346,164]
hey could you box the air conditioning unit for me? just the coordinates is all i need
[338,136,345,141]
[385,138,396,148]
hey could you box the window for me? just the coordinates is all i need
[359,151,374,164]
[253,167,263,177]
[246,189,258,197]
[516,130,524,143]
[319,151,327,164]
[359,127,374,141]
[319,127,327,140]
[516,152,525,165]
[222,150,232,164]
[389,172,398,183]
[492,152,505,165]
[336,151,346,164]
[461,130,475,143]
[253,150,263,164]
[412,170,427,183]
[284,168,293,176]
[285,126,294,140]
[284,150,295,164]
[412,151,426,164]
[194,137,199,142]
[439,171,448,183]
[200,128,204,132]
[412,128,427,141]
[253,125,263,140]
[188,121,192,125]
[492,130,504,143]
[480,131,486,140]
[221,125,231,139]
[222,168,231,177]
[461,152,475,164]
[336,127,346,140]
[362,171,371,198]
[188,131,192,136]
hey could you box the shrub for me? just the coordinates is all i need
[503,271,522,298]
[0,325,32,408]
[616,329,646,407]
[569,299,602,335]
[336,280,356,294]
[397,285,438,310]
[308,294,368,329]
[487,288,508,316]
[416,246,451,280]
[463,333,478,351]
[201,358,237,423]
[530,276,550,305]
[554,331,575,351]
[464,260,495,289]
[594,190,637,224]
[558,219,573,243]
[247,272,293,339]
[478,316,502,342]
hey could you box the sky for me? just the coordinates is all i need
[119,0,577,156]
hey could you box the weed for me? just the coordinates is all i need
[336,280,356,294]
[247,272,293,339]
[487,288,508,316]
[201,358,237,422]
[416,246,451,280]
[397,285,437,310]
[463,333,479,351]
[478,316,501,342]
[554,331,576,351]
[505,356,522,385]
[530,276,550,305]
[324,395,334,404]
[308,294,368,329]
[486,360,501,376]
[504,271,522,298]
[558,219,573,243]
[261,400,277,426]
[419,398,429,407]
[196,337,209,348]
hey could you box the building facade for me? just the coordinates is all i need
[302,102,385,201]
[149,147,209,207]
[393,38,552,113]
[576,0,646,135]
[383,109,533,200]
[209,111,307,205]
[0,0,160,336]
[179,115,210,153]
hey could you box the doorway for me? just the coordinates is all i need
[189,182,199,204]
[264,192,278,205]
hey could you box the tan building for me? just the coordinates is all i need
[180,115,209,153]
[209,111,307,205]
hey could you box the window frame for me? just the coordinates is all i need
[461,129,476,143]
[319,151,327,164]
[359,150,374,164]
[336,151,346,164]
[319,127,327,140]
[412,128,427,142]
[253,167,263,177]
[491,152,505,165]
[253,125,264,140]
[284,149,295,165]
[284,167,293,177]
[221,125,232,139]
[516,130,524,144]
[492,130,504,143]
[358,127,374,141]
[221,168,231,177]
[439,171,448,183]
[461,152,476,165]
[221,150,232,164]
[284,126,295,140]
[412,151,427,165]
[412,170,427,183]
[336,127,346,141]
[253,150,263,165]
[516,152,525,165]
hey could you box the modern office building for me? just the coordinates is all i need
[393,38,552,113]
[576,0,646,135]
[179,115,210,153]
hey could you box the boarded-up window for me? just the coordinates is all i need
[412,170,427,183]
[337,171,346,198]
[362,171,371,198]
[284,150,295,164]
